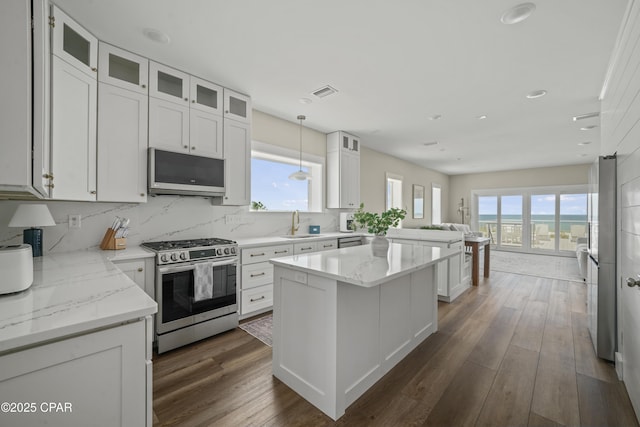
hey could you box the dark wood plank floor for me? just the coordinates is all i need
[152,271,639,426]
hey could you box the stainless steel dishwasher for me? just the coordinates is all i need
[338,235,363,248]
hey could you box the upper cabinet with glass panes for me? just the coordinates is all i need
[98,42,148,94]
[51,6,98,77]
[224,89,251,123]
[341,132,359,154]
[149,62,223,116]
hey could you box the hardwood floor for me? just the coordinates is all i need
[152,271,639,426]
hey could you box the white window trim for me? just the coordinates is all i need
[251,141,324,212]
[432,183,442,224]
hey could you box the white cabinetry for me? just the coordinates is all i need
[50,6,98,201]
[0,317,153,427]
[112,258,155,300]
[224,89,251,123]
[390,237,469,303]
[148,62,223,159]
[219,118,251,205]
[0,0,49,198]
[97,44,148,203]
[239,243,293,318]
[327,131,360,209]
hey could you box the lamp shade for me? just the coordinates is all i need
[8,204,56,227]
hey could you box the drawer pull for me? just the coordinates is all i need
[323,244,333,248]
[250,252,266,257]
[137,268,143,272]
[274,250,289,254]
[250,272,266,278]
[300,247,313,251]
[250,296,266,302]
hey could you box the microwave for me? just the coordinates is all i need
[148,148,225,197]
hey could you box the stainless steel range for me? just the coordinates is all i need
[142,238,238,354]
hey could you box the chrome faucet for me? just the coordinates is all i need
[291,210,300,236]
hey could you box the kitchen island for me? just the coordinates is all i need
[270,243,458,420]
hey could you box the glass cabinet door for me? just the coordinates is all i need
[51,5,98,77]
[223,88,251,123]
[149,61,190,104]
[98,42,148,94]
[190,76,223,115]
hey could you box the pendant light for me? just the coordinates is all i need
[289,115,310,180]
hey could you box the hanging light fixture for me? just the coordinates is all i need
[289,115,310,180]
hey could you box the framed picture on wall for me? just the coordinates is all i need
[413,184,424,219]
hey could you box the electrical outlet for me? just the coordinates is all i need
[225,215,241,225]
[69,214,81,229]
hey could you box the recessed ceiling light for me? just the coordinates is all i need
[299,98,312,104]
[143,28,170,44]
[526,89,547,99]
[501,3,536,25]
[476,115,488,120]
[423,141,438,147]
[580,125,598,131]
[572,112,599,121]
[578,141,592,146]
[428,114,442,120]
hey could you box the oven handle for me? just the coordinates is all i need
[158,257,237,275]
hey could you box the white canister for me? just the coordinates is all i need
[0,244,34,295]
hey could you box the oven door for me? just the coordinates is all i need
[156,257,237,335]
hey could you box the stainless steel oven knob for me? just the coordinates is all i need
[230,247,236,254]
[180,252,188,260]
[216,248,223,256]
[170,253,178,261]
[224,248,230,255]
[160,254,168,263]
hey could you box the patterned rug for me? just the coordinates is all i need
[488,250,583,282]
[239,313,272,347]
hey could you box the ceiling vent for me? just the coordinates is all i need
[572,112,600,121]
[311,85,338,98]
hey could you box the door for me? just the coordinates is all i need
[221,119,251,205]
[148,97,190,152]
[97,82,148,202]
[50,56,97,201]
[190,76,223,115]
[189,109,223,158]
[500,195,523,249]
[51,5,97,77]
[530,194,556,251]
[223,89,251,123]
[341,151,360,208]
[98,42,148,94]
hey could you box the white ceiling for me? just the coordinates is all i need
[55,0,628,175]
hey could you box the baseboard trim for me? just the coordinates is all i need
[615,352,623,380]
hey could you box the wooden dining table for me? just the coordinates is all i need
[464,236,491,286]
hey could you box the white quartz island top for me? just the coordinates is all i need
[0,249,157,353]
[270,242,458,287]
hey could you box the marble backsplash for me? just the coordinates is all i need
[0,197,341,254]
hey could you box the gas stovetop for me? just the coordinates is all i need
[142,238,237,265]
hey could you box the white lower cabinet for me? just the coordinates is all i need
[112,258,155,300]
[0,316,153,427]
[391,238,469,302]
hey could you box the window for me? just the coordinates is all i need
[386,173,403,210]
[431,184,441,224]
[250,141,323,212]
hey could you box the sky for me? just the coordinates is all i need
[251,158,309,211]
[479,194,587,217]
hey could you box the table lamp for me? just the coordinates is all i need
[8,204,56,257]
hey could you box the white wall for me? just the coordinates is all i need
[360,147,450,228]
[600,0,640,415]
[449,164,589,224]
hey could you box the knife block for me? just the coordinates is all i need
[100,228,127,250]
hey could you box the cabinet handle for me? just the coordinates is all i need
[300,247,312,251]
[225,110,229,114]
[250,253,266,257]
[192,100,196,103]
[323,244,333,248]
[250,296,266,302]
[43,173,54,179]
[184,97,189,102]
[137,268,143,272]
[45,183,55,188]
[141,84,146,88]
[90,190,97,194]
[274,250,289,254]
[91,67,97,72]
[191,146,196,150]
[250,272,266,278]
[140,193,145,197]
[183,145,189,149]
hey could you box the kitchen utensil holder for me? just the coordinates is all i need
[100,228,127,250]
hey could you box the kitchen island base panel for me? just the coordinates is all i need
[272,265,437,420]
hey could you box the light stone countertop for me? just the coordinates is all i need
[0,249,157,354]
[270,242,459,287]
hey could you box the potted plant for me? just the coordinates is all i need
[352,203,407,256]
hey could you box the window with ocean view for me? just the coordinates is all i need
[473,186,588,255]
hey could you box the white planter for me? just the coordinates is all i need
[371,236,389,257]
